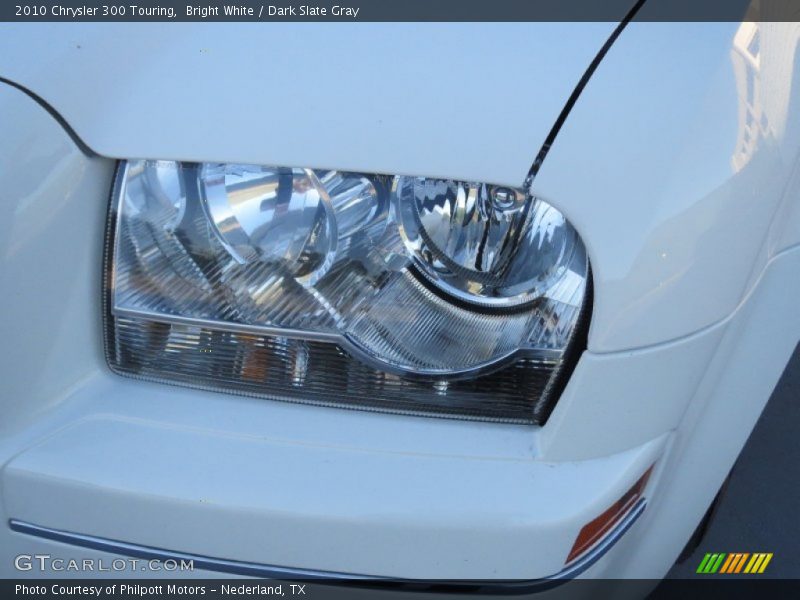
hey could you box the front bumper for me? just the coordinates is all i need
[0,370,664,580]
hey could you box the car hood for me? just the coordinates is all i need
[0,22,619,186]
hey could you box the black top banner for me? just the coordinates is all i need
[2,0,799,23]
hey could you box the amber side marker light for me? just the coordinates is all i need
[566,465,654,564]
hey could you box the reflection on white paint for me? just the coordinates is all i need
[731,22,800,172]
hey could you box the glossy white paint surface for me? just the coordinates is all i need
[0,22,617,186]
[620,245,800,578]
[0,17,799,582]
[541,324,725,461]
[0,84,111,436]
[536,21,800,351]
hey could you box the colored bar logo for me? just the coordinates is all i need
[696,552,773,574]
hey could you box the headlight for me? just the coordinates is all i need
[104,160,589,423]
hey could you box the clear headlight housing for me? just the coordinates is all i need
[104,160,589,424]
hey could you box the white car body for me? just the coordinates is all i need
[0,15,798,588]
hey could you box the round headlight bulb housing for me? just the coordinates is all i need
[393,176,579,308]
[200,164,337,285]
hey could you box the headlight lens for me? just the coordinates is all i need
[394,177,579,308]
[105,160,589,423]
[200,164,338,284]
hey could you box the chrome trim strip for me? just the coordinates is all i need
[9,500,645,592]
[8,519,368,581]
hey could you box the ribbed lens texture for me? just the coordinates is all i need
[107,160,589,424]
[109,316,557,423]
